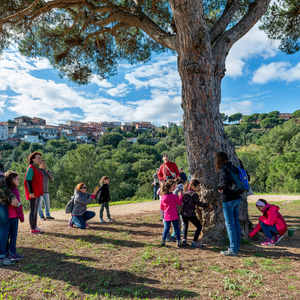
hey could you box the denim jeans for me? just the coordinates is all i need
[72,211,96,229]
[100,202,110,219]
[0,204,9,258]
[29,196,42,230]
[222,199,241,253]
[260,221,279,239]
[38,194,51,218]
[153,185,159,200]
[7,217,19,254]
[163,219,181,241]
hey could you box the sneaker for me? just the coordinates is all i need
[161,240,166,246]
[261,238,275,246]
[220,249,238,256]
[10,253,24,261]
[46,216,55,220]
[171,232,176,238]
[191,241,204,248]
[36,227,43,233]
[177,240,181,247]
[0,256,16,265]
[166,236,176,242]
[274,234,284,244]
[100,218,105,223]
[30,227,43,234]
[108,218,115,222]
[227,246,240,254]
[68,218,73,228]
[182,239,187,247]
[40,216,46,221]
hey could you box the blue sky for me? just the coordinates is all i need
[0,24,299,126]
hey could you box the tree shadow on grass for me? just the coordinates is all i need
[6,247,199,299]
[44,231,146,248]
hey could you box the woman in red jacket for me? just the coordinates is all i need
[249,199,287,246]
[24,152,44,234]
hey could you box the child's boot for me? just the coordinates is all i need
[177,240,181,247]
[161,239,166,246]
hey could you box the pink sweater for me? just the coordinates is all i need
[160,193,182,221]
[8,186,24,222]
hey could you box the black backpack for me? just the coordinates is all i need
[224,166,246,195]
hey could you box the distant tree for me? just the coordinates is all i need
[267,111,280,118]
[106,127,113,133]
[113,126,123,134]
[250,113,259,121]
[228,113,243,123]
[118,140,132,149]
[260,117,284,129]
[221,113,228,122]
[19,141,30,151]
[291,109,300,118]
[98,132,123,148]
[29,142,42,152]
[258,113,268,120]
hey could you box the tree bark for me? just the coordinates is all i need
[170,0,252,242]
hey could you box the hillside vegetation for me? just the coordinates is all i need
[0,114,299,210]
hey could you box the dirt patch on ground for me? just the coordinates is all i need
[1,197,300,299]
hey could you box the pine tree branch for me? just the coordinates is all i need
[209,0,239,45]
[212,0,271,64]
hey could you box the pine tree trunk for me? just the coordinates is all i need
[170,0,252,242]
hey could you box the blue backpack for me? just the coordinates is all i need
[224,166,246,195]
[238,166,250,191]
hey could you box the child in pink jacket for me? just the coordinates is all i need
[160,179,182,247]
[249,199,287,246]
[5,171,24,260]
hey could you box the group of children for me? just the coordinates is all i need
[159,178,288,249]
[159,178,213,247]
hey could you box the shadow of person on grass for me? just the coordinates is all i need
[4,247,199,299]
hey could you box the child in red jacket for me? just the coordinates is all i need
[249,199,287,246]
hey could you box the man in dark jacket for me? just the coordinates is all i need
[179,168,187,183]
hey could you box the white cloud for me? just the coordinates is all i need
[0,48,183,125]
[106,83,129,97]
[226,23,279,78]
[252,62,300,84]
[220,91,270,116]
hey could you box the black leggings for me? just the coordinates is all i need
[182,216,202,242]
[29,197,41,230]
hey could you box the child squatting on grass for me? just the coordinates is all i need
[160,179,183,247]
[249,199,287,246]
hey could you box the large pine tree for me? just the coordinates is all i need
[1,0,298,240]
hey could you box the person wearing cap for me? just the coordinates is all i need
[249,199,287,246]
[152,168,160,200]
[179,167,187,183]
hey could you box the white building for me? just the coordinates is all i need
[40,126,58,140]
[76,133,88,143]
[21,135,41,143]
[0,125,8,140]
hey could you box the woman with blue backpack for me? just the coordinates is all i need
[216,152,244,257]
